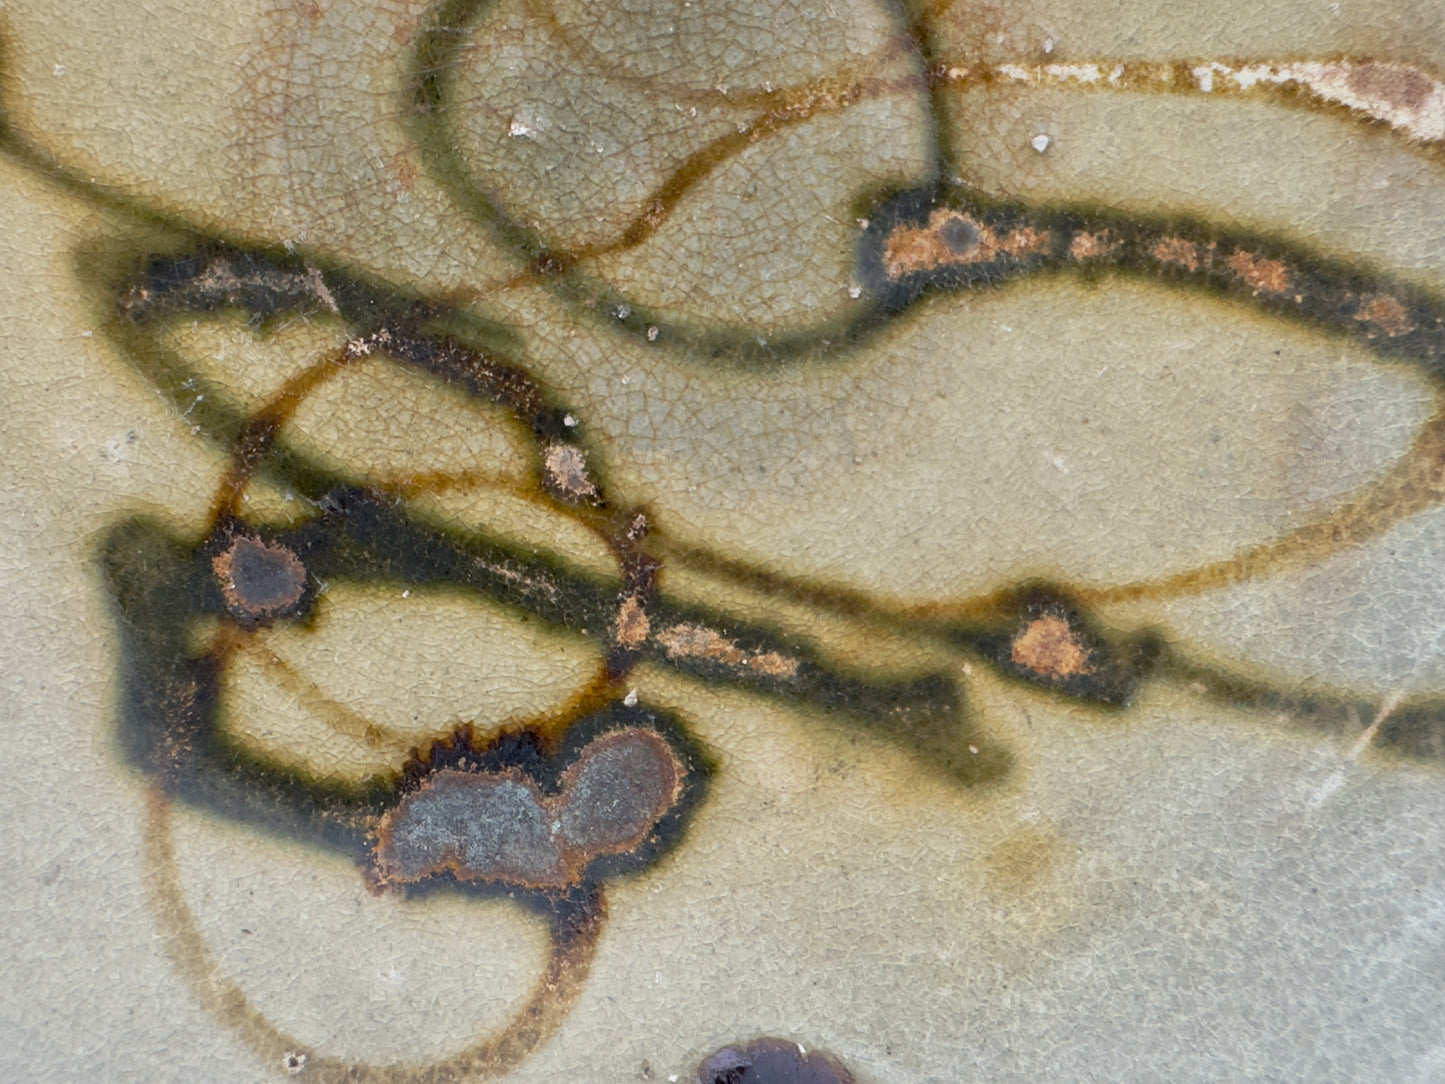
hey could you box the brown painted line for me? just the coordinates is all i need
[647,531,907,636]
[522,0,822,110]
[231,634,415,754]
[378,467,538,502]
[454,69,925,301]
[211,346,359,523]
[188,315,635,571]
[143,785,605,1083]
[189,236,1445,667]
[377,468,658,596]
[500,664,623,752]
[934,56,1445,158]
[525,0,930,112]
[647,400,1445,630]
[1076,402,1445,608]
[855,190,1445,618]
[581,72,918,259]
[198,335,635,757]
[131,288,663,707]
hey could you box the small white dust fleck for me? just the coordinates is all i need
[797,1043,808,1055]
[53,63,65,76]
[847,284,863,299]
[1043,37,1055,53]
[80,329,93,338]
[1031,133,1052,153]
[623,688,639,706]
[508,118,535,138]
[968,744,979,754]
[563,413,578,427]
[614,303,632,320]
[378,966,405,989]
[401,589,409,598]
[646,325,659,341]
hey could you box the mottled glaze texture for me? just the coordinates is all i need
[4,0,1445,1080]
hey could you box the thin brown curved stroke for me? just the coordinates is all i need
[446,67,930,302]
[144,788,605,1084]
[521,0,917,109]
[7,0,1445,1078]
[62,0,1445,711]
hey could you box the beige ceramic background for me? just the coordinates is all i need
[3,0,1445,1080]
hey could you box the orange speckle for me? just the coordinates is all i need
[657,623,746,666]
[1152,237,1203,272]
[615,595,650,648]
[883,210,1050,279]
[655,623,799,679]
[1010,615,1093,679]
[998,226,1051,257]
[1226,250,1291,295]
[1069,231,1116,260]
[747,652,800,679]
[1354,294,1416,338]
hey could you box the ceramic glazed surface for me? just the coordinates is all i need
[4,1,1445,1081]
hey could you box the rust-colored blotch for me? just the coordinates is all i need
[212,536,307,621]
[372,727,683,890]
[1010,614,1093,679]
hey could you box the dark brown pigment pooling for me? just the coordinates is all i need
[52,0,1445,1077]
[373,727,683,890]
[211,535,307,623]
[697,1038,854,1084]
